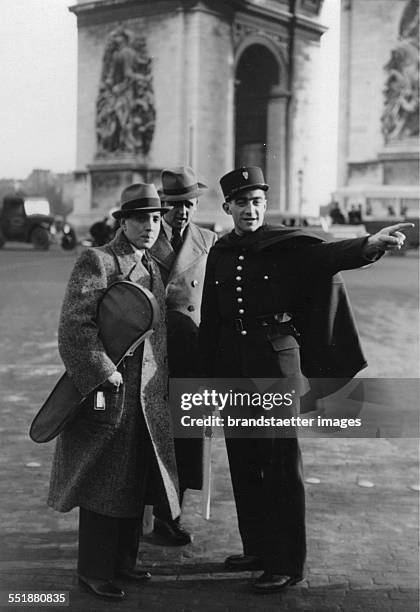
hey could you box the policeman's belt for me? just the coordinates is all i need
[222,312,296,333]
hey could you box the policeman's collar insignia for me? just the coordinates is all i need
[242,171,248,180]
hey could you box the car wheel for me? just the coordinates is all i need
[31,227,50,250]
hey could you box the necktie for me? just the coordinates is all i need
[141,254,150,273]
[171,228,183,253]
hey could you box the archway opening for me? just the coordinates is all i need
[235,44,280,175]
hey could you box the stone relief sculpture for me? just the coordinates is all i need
[96,25,156,157]
[381,0,419,143]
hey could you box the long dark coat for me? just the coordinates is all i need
[48,230,180,519]
[198,225,379,575]
[150,223,217,490]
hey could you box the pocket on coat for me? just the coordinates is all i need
[266,333,306,385]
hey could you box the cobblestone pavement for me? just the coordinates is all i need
[0,245,418,611]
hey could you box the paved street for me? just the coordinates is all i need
[0,244,418,611]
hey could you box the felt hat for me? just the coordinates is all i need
[160,166,207,202]
[113,183,169,219]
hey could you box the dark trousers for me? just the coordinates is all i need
[225,437,306,576]
[78,508,143,580]
[154,488,184,522]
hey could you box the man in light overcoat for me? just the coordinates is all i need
[149,166,217,544]
[48,183,180,601]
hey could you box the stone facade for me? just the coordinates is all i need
[336,0,419,217]
[69,0,326,227]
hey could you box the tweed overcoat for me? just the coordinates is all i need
[48,229,180,519]
[149,223,217,490]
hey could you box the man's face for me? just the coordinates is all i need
[121,212,161,249]
[163,198,197,230]
[223,188,267,235]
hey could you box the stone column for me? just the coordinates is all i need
[337,0,352,189]
[266,86,289,211]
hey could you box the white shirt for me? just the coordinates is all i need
[130,246,145,260]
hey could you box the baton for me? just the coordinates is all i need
[202,425,212,520]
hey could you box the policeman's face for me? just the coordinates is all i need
[164,198,197,230]
[223,188,267,235]
[121,212,161,249]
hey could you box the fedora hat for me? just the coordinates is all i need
[160,166,207,202]
[220,166,269,201]
[113,183,169,219]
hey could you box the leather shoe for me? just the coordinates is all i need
[153,517,192,546]
[252,572,303,593]
[116,567,152,581]
[224,554,263,571]
[78,575,125,600]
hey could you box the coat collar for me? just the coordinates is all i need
[107,229,156,284]
[150,223,208,279]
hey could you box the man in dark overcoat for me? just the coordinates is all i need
[48,183,180,601]
[199,166,412,593]
[149,166,217,544]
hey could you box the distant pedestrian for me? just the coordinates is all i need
[329,201,346,224]
[348,204,362,225]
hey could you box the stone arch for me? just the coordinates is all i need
[234,34,288,83]
[234,37,289,209]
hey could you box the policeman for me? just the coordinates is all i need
[199,166,411,593]
[150,166,217,544]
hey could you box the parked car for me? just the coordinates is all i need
[0,195,77,251]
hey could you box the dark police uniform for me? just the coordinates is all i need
[199,169,376,579]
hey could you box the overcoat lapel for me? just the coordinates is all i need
[107,229,140,281]
[149,228,176,272]
[168,224,207,282]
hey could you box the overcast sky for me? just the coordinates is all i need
[0,0,77,179]
[0,0,339,203]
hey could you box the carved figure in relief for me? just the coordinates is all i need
[382,0,419,142]
[96,26,156,156]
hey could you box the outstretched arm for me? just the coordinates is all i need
[303,223,414,275]
[364,223,414,257]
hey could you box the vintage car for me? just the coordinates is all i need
[0,195,77,250]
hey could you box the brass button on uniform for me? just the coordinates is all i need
[236,287,242,292]
[241,330,247,336]
[187,305,195,312]
[238,309,244,314]
[236,276,242,281]
[191,280,199,287]
[215,281,219,285]
[238,255,245,261]
[237,265,242,271]
[237,297,243,303]
[264,275,269,280]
